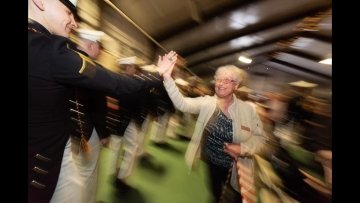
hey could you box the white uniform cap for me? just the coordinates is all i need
[117,56,144,66]
[289,80,318,88]
[69,0,78,6]
[77,29,104,42]
[59,0,80,21]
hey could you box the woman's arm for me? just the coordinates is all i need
[163,77,204,114]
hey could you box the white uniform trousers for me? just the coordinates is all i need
[150,112,170,143]
[50,138,83,203]
[108,119,148,180]
[72,130,101,203]
[117,120,142,179]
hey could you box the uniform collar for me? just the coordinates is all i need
[28,18,52,37]
[76,49,89,57]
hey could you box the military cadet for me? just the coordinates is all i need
[65,28,107,203]
[106,57,174,193]
[28,0,178,202]
[107,56,156,192]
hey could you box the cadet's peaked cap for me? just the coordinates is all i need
[117,56,144,66]
[59,0,81,21]
[77,29,104,42]
[289,80,318,88]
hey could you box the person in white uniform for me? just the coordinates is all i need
[72,28,108,203]
[107,57,155,191]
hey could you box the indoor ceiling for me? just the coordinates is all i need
[101,0,332,86]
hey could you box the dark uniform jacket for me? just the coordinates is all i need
[69,88,108,141]
[68,48,109,141]
[106,72,174,136]
[28,19,162,203]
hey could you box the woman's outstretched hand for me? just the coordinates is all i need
[157,50,178,79]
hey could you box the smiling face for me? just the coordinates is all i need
[29,0,78,38]
[45,0,78,37]
[213,65,247,99]
[214,72,239,98]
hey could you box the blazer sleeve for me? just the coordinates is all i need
[163,77,205,114]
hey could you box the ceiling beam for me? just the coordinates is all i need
[181,4,332,56]
[301,31,332,43]
[269,58,331,80]
[187,32,298,67]
[251,45,328,62]
[156,0,262,41]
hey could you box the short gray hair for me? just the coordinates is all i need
[214,65,247,85]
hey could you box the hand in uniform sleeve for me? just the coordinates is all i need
[50,39,175,96]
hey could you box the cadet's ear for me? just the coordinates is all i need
[32,0,45,11]
[89,41,98,50]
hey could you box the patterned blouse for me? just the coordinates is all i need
[201,107,234,168]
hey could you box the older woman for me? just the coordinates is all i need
[162,59,265,203]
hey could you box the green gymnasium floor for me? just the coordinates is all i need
[95,136,213,203]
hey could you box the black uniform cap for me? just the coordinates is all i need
[59,0,82,21]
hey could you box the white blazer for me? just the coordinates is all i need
[163,77,265,191]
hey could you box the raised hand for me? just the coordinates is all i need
[157,51,178,78]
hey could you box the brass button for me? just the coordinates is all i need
[34,154,51,162]
[30,180,46,189]
[32,166,48,175]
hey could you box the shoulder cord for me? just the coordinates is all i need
[74,96,90,153]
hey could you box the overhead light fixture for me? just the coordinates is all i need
[238,56,252,64]
[319,58,332,65]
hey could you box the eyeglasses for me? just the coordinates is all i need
[214,78,237,84]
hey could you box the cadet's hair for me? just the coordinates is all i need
[214,65,247,85]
